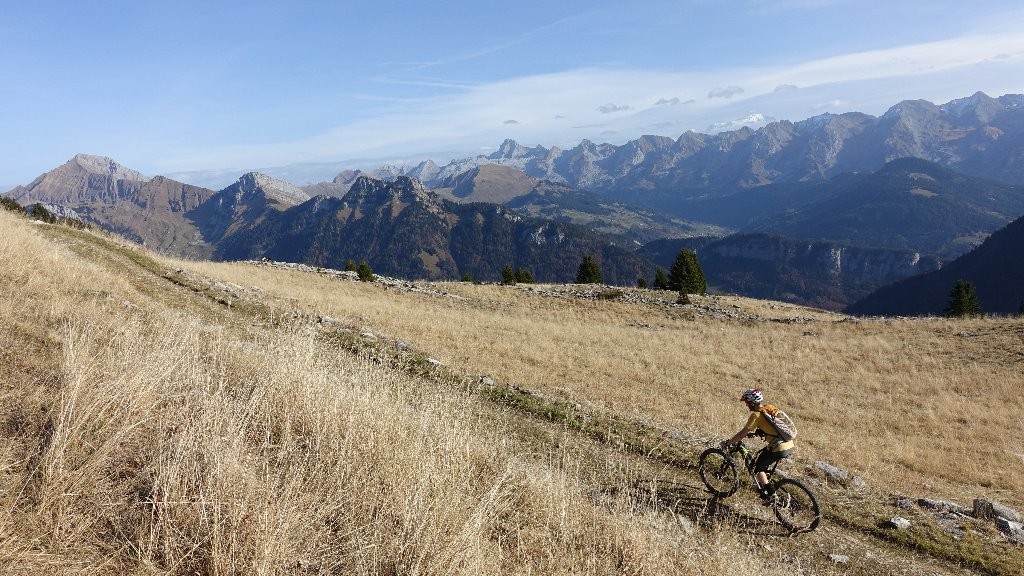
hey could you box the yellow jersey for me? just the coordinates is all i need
[744,410,795,452]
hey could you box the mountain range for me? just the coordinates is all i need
[4,91,1024,313]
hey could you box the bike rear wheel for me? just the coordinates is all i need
[698,448,739,497]
[771,478,821,532]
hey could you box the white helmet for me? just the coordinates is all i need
[740,388,764,404]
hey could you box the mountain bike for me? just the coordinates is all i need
[698,436,821,533]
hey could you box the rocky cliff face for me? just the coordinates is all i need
[639,233,940,310]
[373,92,1024,201]
[7,153,150,205]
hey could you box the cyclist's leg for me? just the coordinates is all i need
[754,448,793,495]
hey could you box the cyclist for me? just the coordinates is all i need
[720,388,794,501]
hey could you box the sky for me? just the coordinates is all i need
[3,0,1024,189]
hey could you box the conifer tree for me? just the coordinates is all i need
[653,267,669,290]
[344,259,357,272]
[357,261,375,282]
[668,249,706,294]
[637,277,648,289]
[501,265,516,285]
[575,255,603,284]
[945,279,981,317]
[514,268,534,284]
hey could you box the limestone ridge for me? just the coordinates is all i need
[213,175,654,285]
[7,153,151,205]
[366,92,1024,198]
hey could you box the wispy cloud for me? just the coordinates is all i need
[709,86,744,99]
[151,27,1024,174]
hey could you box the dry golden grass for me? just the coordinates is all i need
[1,211,804,574]
[186,261,1024,512]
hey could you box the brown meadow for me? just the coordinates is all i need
[1,209,1021,575]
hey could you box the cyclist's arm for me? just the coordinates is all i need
[722,413,759,447]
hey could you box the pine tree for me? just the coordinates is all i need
[29,203,56,224]
[501,265,516,285]
[357,261,375,282]
[945,279,981,317]
[514,268,534,284]
[668,249,706,294]
[653,267,669,290]
[344,259,357,272]
[637,277,648,289]
[575,255,603,284]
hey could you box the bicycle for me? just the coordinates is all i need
[698,435,821,533]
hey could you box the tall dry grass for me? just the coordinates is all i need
[186,261,1024,509]
[0,211,785,574]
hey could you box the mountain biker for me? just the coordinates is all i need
[720,387,794,500]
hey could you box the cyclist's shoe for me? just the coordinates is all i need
[758,483,777,505]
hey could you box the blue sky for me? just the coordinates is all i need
[3,0,1023,189]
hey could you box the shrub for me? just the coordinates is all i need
[29,203,57,224]
[0,197,25,214]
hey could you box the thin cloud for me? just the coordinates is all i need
[151,29,1024,175]
[709,86,745,99]
[774,84,799,92]
[503,119,519,125]
[655,97,681,106]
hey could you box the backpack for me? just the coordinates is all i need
[761,404,797,441]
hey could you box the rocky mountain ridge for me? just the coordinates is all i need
[367,92,1024,206]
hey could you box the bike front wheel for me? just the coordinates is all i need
[771,478,821,532]
[698,447,739,497]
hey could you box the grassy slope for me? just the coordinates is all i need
[1,210,1022,575]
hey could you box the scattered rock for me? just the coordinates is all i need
[895,496,915,510]
[676,515,695,535]
[887,517,912,530]
[918,498,971,516]
[828,554,850,564]
[479,375,495,386]
[995,517,1024,537]
[974,499,1022,522]
[935,513,966,539]
[814,461,849,484]
[426,358,442,367]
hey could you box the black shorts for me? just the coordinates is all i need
[754,447,793,473]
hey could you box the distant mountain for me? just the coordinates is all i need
[6,154,216,257]
[638,233,938,310]
[434,164,537,204]
[215,176,656,284]
[365,92,1024,220]
[846,214,1024,316]
[740,157,1024,261]
[428,165,719,245]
